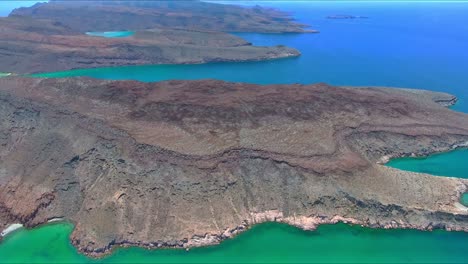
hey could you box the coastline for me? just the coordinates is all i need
[13,48,301,75]
[0,78,467,258]
[74,141,468,258]
[72,209,468,258]
[1,1,468,263]
[47,217,65,223]
[0,223,23,237]
[73,138,468,259]
[2,220,468,263]
[0,15,303,74]
[3,209,467,259]
[28,56,301,77]
[377,143,468,166]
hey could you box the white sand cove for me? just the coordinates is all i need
[1,223,23,237]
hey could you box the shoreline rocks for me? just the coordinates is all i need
[73,211,468,258]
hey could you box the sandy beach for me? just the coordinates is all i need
[1,224,23,237]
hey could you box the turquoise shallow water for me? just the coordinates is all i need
[462,193,468,207]
[2,1,468,263]
[387,148,468,209]
[387,149,468,179]
[2,222,468,264]
[85,31,134,38]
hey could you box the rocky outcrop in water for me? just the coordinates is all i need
[0,16,300,74]
[0,77,467,256]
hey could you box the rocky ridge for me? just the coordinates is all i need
[0,77,467,256]
[0,16,300,74]
[11,1,317,33]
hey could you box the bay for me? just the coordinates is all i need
[387,149,468,179]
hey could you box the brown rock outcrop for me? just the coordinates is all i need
[0,77,467,256]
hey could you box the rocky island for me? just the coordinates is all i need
[0,77,467,256]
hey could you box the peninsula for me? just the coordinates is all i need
[10,1,316,33]
[0,77,467,256]
[0,16,300,74]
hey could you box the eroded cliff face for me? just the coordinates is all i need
[0,77,467,256]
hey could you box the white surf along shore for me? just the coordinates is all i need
[1,223,23,237]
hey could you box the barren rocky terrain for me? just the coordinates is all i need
[11,0,316,33]
[0,16,300,74]
[0,77,467,256]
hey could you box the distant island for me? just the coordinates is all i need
[0,76,467,257]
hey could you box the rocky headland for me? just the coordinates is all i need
[0,77,467,256]
[0,16,300,74]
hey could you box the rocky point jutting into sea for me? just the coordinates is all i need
[0,0,318,74]
[0,77,467,257]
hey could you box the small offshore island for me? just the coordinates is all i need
[0,77,467,256]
